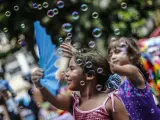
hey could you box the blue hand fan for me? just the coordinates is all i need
[34,21,60,95]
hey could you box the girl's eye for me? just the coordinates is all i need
[70,66,75,70]
[115,49,121,53]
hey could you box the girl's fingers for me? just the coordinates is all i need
[61,49,73,56]
[31,76,41,81]
[60,45,72,52]
[35,71,44,76]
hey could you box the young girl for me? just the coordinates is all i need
[31,48,129,120]
[107,37,160,120]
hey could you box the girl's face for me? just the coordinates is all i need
[109,42,131,65]
[65,56,86,91]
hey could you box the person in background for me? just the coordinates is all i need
[107,37,160,120]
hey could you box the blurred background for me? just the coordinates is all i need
[0,0,160,120]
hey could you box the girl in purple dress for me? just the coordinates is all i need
[107,37,160,120]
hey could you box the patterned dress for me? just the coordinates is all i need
[119,78,160,120]
[72,92,120,120]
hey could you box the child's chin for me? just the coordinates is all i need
[68,85,78,91]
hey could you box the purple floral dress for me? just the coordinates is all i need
[119,79,160,120]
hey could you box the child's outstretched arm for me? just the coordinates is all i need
[109,63,145,87]
[31,43,76,112]
[31,68,73,112]
[106,95,130,120]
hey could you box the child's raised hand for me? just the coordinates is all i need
[31,68,44,88]
[60,43,77,58]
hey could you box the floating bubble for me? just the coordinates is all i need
[62,23,72,32]
[72,11,79,20]
[85,61,93,68]
[76,59,83,65]
[14,5,19,11]
[67,33,72,37]
[64,37,71,43]
[59,38,63,43]
[43,2,49,8]
[5,11,11,17]
[151,108,154,114]
[114,28,120,35]
[92,28,102,38]
[33,3,38,8]
[53,8,59,15]
[88,41,95,48]
[21,23,25,28]
[57,1,64,9]
[47,9,54,17]
[121,2,127,9]
[3,27,8,32]
[81,4,88,11]
[92,12,99,19]
[97,67,103,74]
[57,48,63,55]
[87,70,95,76]
[80,81,85,86]
[96,84,102,91]
[38,4,42,10]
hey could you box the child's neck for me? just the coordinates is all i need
[80,83,100,102]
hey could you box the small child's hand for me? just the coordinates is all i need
[60,43,77,58]
[31,68,44,88]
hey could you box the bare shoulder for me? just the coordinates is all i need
[105,93,122,112]
[105,93,130,120]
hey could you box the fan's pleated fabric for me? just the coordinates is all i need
[34,21,60,95]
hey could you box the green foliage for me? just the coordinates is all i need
[0,0,159,58]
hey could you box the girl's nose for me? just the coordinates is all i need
[111,54,117,61]
[65,70,69,78]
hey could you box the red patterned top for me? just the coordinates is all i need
[72,92,118,120]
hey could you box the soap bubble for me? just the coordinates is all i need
[97,67,103,74]
[59,38,63,43]
[3,27,8,32]
[43,2,49,8]
[14,5,19,11]
[114,28,120,35]
[5,11,11,17]
[38,4,42,10]
[81,4,88,11]
[88,41,95,48]
[76,59,83,65]
[72,11,79,20]
[62,23,72,32]
[96,84,102,91]
[67,33,72,37]
[33,3,38,8]
[92,12,99,19]
[47,9,54,17]
[121,2,127,9]
[57,1,64,9]
[53,8,59,15]
[92,28,102,38]
[85,61,93,68]
[21,24,25,28]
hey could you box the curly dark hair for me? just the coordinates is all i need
[73,48,111,90]
[107,37,149,82]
